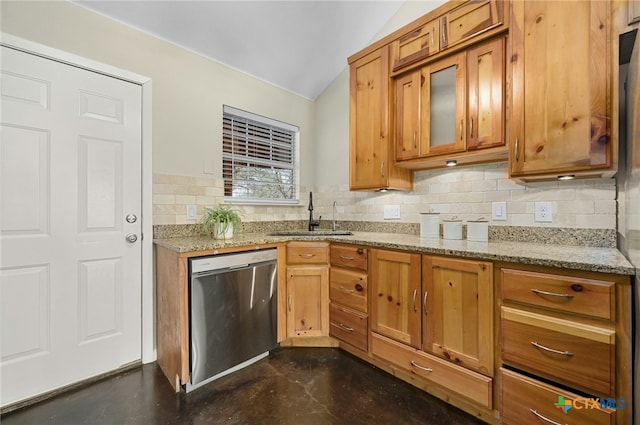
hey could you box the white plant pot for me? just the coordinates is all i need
[214,222,234,239]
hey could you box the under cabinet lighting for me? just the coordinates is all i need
[446,160,457,167]
[558,175,575,181]
[378,188,388,193]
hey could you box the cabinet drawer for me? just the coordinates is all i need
[442,0,504,49]
[501,368,615,425]
[392,19,440,71]
[330,303,368,352]
[371,333,492,408]
[501,307,615,396]
[501,268,614,320]
[330,245,368,271]
[287,242,329,264]
[330,268,368,313]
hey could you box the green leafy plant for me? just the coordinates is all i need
[201,205,242,239]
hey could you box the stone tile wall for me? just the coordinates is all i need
[153,162,617,230]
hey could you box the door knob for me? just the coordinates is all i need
[125,214,137,223]
[126,234,138,243]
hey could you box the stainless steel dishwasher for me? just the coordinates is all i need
[187,248,278,391]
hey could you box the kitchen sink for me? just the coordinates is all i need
[268,230,353,236]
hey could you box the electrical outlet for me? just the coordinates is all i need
[384,204,401,220]
[186,204,197,220]
[491,202,507,221]
[534,202,553,222]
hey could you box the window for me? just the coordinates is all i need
[222,105,298,204]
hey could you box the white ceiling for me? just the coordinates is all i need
[71,0,408,100]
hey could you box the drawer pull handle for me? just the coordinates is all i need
[530,341,574,357]
[531,288,574,299]
[423,291,429,314]
[410,360,433,372]
[298,253,316,258]
[339,286,354,294]
[413,289,418,312]
[338,323,354,332]
[529,409,565,425]
[339,255,355,261]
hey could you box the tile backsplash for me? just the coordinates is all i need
[153,162,617,230]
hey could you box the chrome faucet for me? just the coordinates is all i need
[308,192,321,231]
[332,201,339,231]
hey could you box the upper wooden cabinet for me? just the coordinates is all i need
[391,0,506,73]
[349,46,413,191]
[394,37,505,167]
[509,0,614,180]
[392,19,441,72]
[441,0,505,50]
[395,52,467,161]
[467,37,505,150]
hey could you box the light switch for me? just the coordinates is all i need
[186,204,197,220]
[491,202,507,221]
[384,204,401,220]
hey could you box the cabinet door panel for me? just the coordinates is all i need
[370,249,421,348]
[350,47,412,190]
[467,37,505,150]
[510,0,611,177]
[395,71,421,160]
[287,266,329,338]
[350,48,388,189]
[423,256,493,376]
[421,52,466,156]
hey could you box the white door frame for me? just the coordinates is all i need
[1,33,155,364]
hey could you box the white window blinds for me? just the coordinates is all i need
[222,105,298,203]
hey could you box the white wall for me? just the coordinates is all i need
[0,0,316,185]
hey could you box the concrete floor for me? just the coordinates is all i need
[1,347,484,425]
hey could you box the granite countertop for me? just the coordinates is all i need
[154,231,635,275]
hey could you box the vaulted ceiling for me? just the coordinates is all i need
[72,0,411,99]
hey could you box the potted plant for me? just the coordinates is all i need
[201,205,242,239]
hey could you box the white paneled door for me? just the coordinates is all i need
[0,46,142,407]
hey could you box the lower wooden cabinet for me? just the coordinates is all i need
[372,333,493,409]
[498,264,632,425]
[329,244,369,352]
[502,306,615,396]
[423,255,494,376]
[501,368,616,425]
[370,249,422,348]
[286,242,330,339]
[329,303,368,352]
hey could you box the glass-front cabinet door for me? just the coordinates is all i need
[420,52,466,156]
